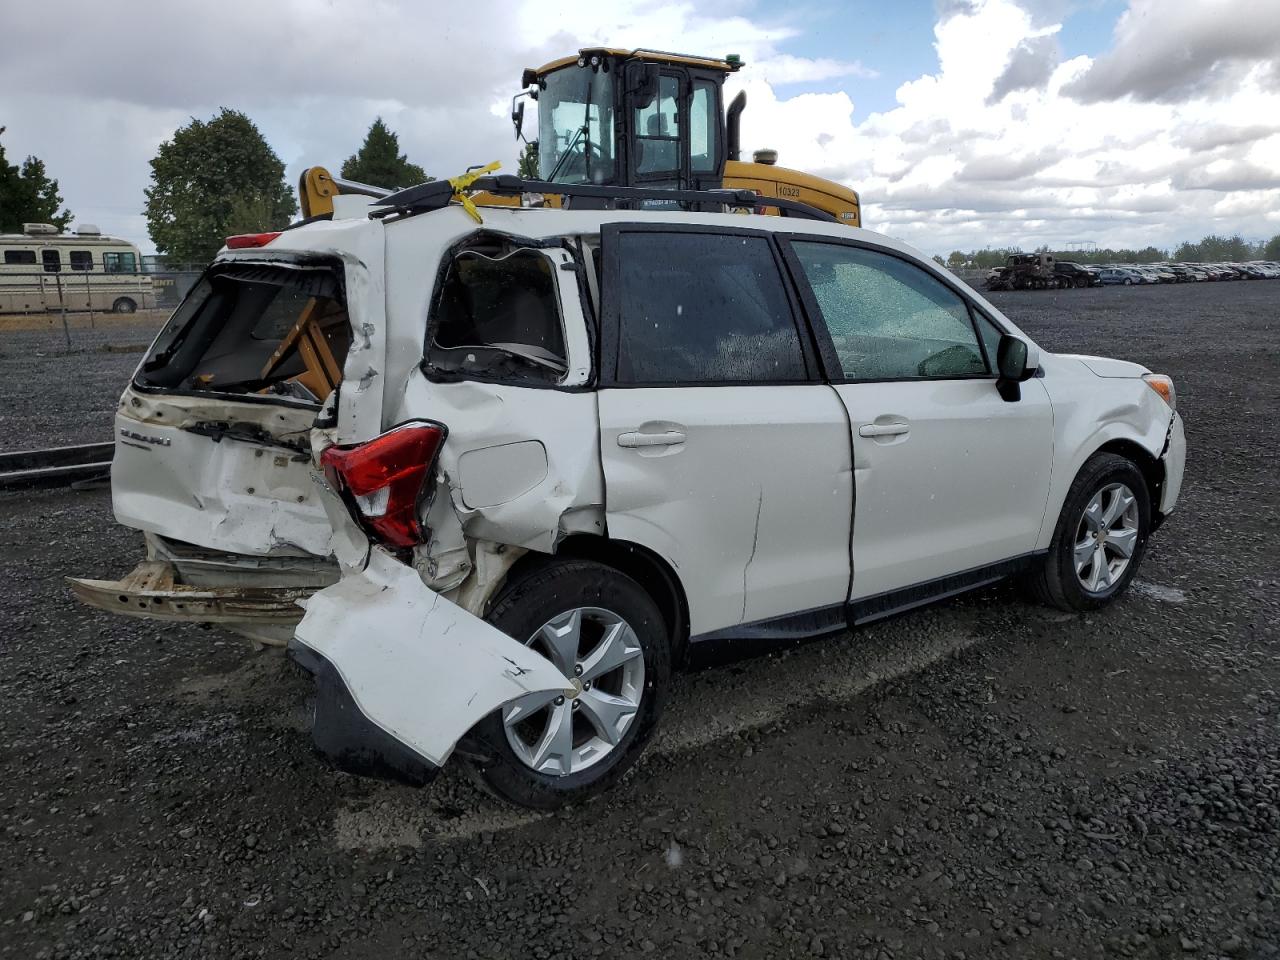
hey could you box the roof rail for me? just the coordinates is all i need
[368,176,839,224]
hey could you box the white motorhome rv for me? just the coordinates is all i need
[0,223,155,315]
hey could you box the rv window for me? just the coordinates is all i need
[104,252,137,273]
[3,250,37,266]
[137,263,349,403]
[42,250,61,273]
[426,247,567,384]
[69,251,94,271]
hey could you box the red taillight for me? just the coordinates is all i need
[225,232,281,249]
[319,423,446,548]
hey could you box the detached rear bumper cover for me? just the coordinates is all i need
[289,548,570,781]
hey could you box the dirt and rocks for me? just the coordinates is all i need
[0,280,1277,959]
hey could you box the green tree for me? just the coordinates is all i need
[517,140,539,179]
[144,108,296,266]
[0,130,72,232]
[341,118,428,189]
[1263,235,1280,260]
[945,250,966,269]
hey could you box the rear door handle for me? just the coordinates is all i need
[858,423,910,438]
[617,430,686,448]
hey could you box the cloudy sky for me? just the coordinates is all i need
[2,0,1278,256]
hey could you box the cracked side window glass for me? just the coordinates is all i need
[791,242,987,381]
[613,232,807,384]
[427,248,568,384]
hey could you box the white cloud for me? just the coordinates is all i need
[1063,0,1280,104]
[732,0,1280,253]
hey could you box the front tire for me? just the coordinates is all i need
[112,297,137,314]
[465,560,671,810]
[1024,453,1152,611]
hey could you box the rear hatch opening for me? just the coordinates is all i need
[80,257,363,623]
[137,259,351,406]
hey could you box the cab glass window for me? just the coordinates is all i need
[791,242,987,380]
[634,75,680,176]
[690,80,718,174]
[537,66,616,185]
[427,247,567,385]
[69,250,94,271]
[613,232,807,384]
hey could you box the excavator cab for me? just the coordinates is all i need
[298,47,859,227]
[516,48,739,194]
[515,47,859,223]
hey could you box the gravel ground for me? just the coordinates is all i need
[1,281,1277,959]
[0,318,163,452]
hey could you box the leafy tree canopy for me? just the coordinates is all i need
[341,118,429,189]
[0,129,72,233]
[144,108,296,266]
[517,140,539,179]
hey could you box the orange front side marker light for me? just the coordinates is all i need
[1143,373,1176,410]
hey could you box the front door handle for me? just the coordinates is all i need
[858,422,910,438]
[617,430,687,448]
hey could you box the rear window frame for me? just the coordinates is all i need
[419,230,597,393]
[131,255,349,409]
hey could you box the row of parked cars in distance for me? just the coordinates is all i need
[984,255,1280,291]
[1096,261,1280,284]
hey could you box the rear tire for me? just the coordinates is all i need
[464,560,671,810]
[1023,453,1151,612]
[112,297,137,314]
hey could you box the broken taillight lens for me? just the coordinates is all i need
[319,423,447,549]
[224,232,282,249]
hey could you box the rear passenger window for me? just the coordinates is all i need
[69,250,94,271]
[790,242,987,381]
[427,247,567,384]
[612,232,807,384]
[3,250,37,266]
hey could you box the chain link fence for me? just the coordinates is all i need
[0,265,202,349]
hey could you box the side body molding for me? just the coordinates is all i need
[290,548,570,780]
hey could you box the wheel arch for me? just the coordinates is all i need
[505,535,690,666]
[1094,437,1165,523]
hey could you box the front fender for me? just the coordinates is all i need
[289,547,570,784]
[1036,360,1174,549]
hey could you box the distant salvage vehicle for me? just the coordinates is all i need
[0,223,155,315]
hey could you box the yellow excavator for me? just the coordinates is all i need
[299,47,860,226]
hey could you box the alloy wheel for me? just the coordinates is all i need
[1074,482,1140,593]
[502,607,645,776]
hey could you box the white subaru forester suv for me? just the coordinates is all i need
[72,185,1185,809]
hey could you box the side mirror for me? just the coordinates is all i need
[996,334,1035,401]
[511,95,527,141]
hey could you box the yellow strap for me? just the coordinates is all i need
[447,161,502,223]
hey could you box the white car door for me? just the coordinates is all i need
[596,225,854,641]
[781,238,1054,617]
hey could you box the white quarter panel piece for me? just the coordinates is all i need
[458,441,550,508]
[292,548,571,767]
[836,377,1054,601]
[395,374,605,554]
[598,385,853,636]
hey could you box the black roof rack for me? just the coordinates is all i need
[369,176,838,224]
